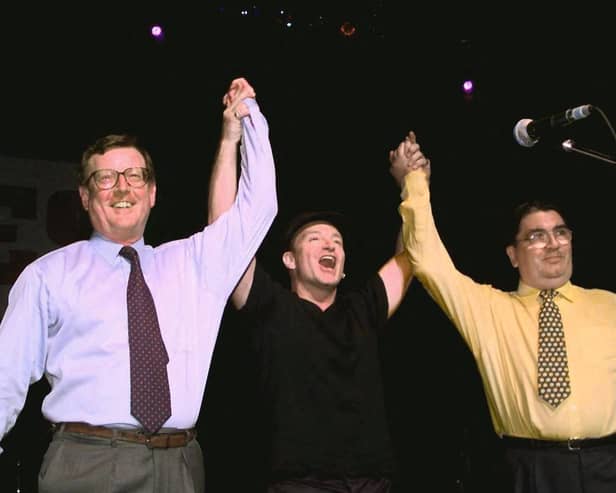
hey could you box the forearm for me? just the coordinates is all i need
[399,169,461,307]
[399,170,489,345]
[204,97,275,307]
[236,99,278,228]
[399,170,436,273]
[378,206,412,318]
[207,136,239,224]
[218,98,276,278]
[0,272,46,452]
[209,77,258,224]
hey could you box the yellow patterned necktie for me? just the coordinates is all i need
[537,289,571,407]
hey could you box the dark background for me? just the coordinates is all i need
[1,3,615,492]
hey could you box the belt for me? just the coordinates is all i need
[53,422,196,449]
[502,433,616,451]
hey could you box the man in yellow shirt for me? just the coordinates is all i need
[395,130,616,493]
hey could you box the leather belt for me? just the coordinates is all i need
[53,422,196,449]
[502,433,616,451]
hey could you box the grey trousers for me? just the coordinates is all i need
[39,429,205,493]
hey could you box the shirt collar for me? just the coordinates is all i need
[90,231,146,265]
[516,279,575,302]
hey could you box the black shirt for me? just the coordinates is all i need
[240,262,396,480]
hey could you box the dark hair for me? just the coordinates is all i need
[282,211,347,252]
[507,200,569,246]
[78,134,155,185]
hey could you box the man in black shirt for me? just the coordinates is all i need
[210,80,428,491]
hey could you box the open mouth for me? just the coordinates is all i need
[112,201,133,208]
[319,255,336,269]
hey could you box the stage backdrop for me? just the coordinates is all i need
[0,155,88,315]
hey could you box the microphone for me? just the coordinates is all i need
[513,104,592,147]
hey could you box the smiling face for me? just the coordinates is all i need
[283,221,346,294]
[506,209,573,290]
[78,147,156,245]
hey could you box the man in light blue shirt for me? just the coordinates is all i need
[0,78,277,492]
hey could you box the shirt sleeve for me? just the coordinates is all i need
[0,264,48,452]
[398,171,497,353]
[189,98,278,299]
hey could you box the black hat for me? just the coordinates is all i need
[282,211,347,251]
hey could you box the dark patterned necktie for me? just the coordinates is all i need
[537,289,571,408]
[119,246,171,433]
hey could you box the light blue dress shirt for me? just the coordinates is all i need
[0,98,277,450]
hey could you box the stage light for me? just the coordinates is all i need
[340,21,356,37]
[150,24,164,41]
[462,79,474,95]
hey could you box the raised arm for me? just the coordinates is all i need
[377,131,429,318]
[397,133,493,349]
[207,77,256,223]
[207,77,259,309]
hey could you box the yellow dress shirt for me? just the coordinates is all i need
[399,170,616,440]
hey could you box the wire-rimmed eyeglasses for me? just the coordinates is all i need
[516,226,573,249]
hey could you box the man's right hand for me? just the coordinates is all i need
[220,77,257,144]
[388,130,430,187]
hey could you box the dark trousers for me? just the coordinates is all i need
[503,442,616,493]
[38,429,205,493]
[267,477,391,493]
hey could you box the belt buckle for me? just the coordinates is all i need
[144,432,170,449]
[567,438,581,451]
[135,430,155,449]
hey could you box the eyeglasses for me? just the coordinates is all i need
[84,167,150,190]
[516,226,573,249]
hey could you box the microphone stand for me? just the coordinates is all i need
[561,139,616,165]
[560,105,616,165]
